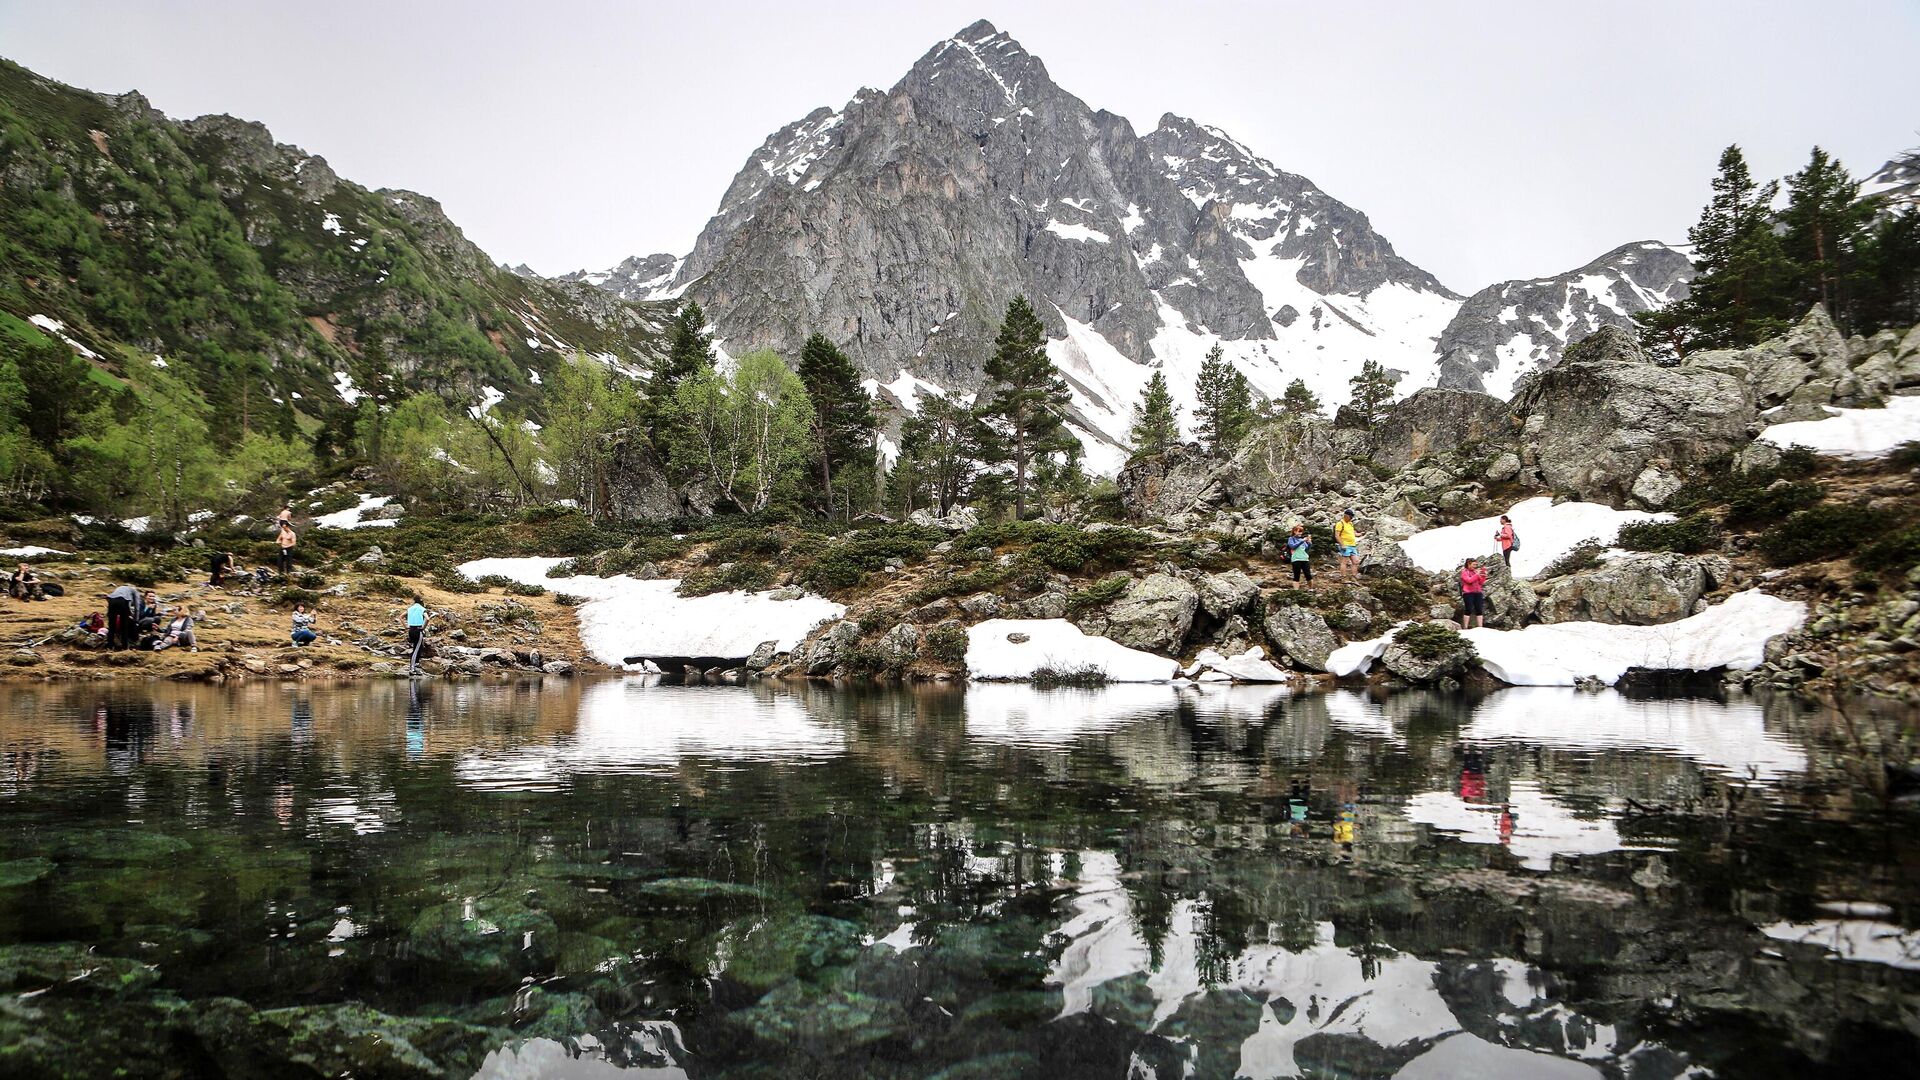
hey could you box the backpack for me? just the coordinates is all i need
[1509,528,1521,552]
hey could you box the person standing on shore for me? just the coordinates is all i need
[276,522,297,577]
[1459,557,1488,629]
[1286,524,1313,587]
[404,597,429,673]
[1334,510,1360,580]
[1495,516,1516,568]
[105,584,140,651]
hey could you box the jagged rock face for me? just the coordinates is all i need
[557,253,681,301]
[1369,388,1517,474]
[1512,329,1755,507]
[1435,241,1694,398]
[1073,573,1198,654]
[1539,553,1726,626]
[1689,306,1853,414]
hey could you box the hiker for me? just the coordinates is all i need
[1286,524,1313,586]
[1459,557,1488,629]
[276,503,294,530]
[404,596,429,672]
[276,523,297,577]
[105,584,140,651]
[152,611,196,651]
[209,551,240,587]
[8,562,46,601]
[1334,510,1360,580]
[291,603,317,646]
[137,591,162,636]
[1495,515,1516,568]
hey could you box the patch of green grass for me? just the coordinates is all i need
[1031,663,1109,689]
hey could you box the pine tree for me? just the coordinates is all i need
[1194,346,1254,457]
[1781,146,1873,329]
[1347,360,1398,433]
[1281,378,1322,417]
[644,300,714,460]
[1853,205,1920,330]
[1128,370,1180,458]
[796,333,878,518]
[1638,145,1794,353]
[976,296,1074,519]
[898,390,980,515]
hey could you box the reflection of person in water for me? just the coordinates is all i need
[1461,748,1488,802]
[405,682,426,759]
[1498,802,1516,845]
[291,695,313,746]
[1286,778,1310,838]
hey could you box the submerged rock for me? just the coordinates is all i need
[407,897,557,979]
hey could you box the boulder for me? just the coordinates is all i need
[1380,633,1477,684]
[1195,570,1260,619]
[745,640,780,672]
[1484,451,1523,482]
[541,659,574,676]
[907,506,981,532]
[1512,326,1755,506]
[1479,557,1538,628]
[877,623,921,669]
[1262,601,1338,671]
[1369,388,1516,474]
[802,620,863,676]
[1538,552,1721,626]
[1741,306,1852,407]
[1117,443,1227,520]
[1074,573,1197,654]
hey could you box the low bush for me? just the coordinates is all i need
[1367,572,1429,617]
[856,606,902,634]
[925,625,969,667]
[1725,480,1824,526]
[1886,440,1920,470]
[677,562,776,597]
[270,587,321,609]
[363,574,412,598]
[504,580,547,597]
[430,568,486,594]
[1031,663,1110,689]
[1391,622,1477,662]
[905,564,1010,606]
[954,521,1154,572]
[552,593,585,607]
[799,524,940,591]
[1758,504,1891,566]
[1065,573,1130,612]
[1617,514,1722,554]
[107,565,159,588]
[1541,539,1607,578]
[1858,525,1920,574]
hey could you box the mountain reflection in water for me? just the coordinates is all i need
[0,678,1912,1079]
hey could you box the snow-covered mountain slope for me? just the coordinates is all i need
[1862,149,1920,213]
[557,253,682,301]
[1433,241,1695,397]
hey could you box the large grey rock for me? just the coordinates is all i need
[802,620,864,676]
[1539,552,1723,626]
[1512,327,1755,506]
[1195,570,1260,619]
[1478,557,1538,628]
[1380,633,1477,684]
[1262,601,1338,671]
[1117,443,1228,520]
[1436,241,1695,394]
[1075,572,1197,654]
[907,506,980,532]
[1368,388,1515,473]
[745,640,781,672]
[877,623,921,669]
[1742,306,1852,407]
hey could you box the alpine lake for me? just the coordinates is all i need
[0,677,1914,1079]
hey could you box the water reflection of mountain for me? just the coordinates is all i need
[0,679,1912,1078]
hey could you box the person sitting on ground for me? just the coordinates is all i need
[276,523,297,577]
[1334,511,1360,581]
[76,611,106,638]
[1495,515,1516,568]
[291,603,318,647]
[1460,557,1488,629]
[1286,524,1313,587]
[152,611,196,651]
[9,562,46,601]
[137,591,162,634]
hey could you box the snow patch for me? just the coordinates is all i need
[964,619,1178,682]
[1759,395,1920,460]
[332,371,364,406]
[27,315,100,359]
[0,546,68,558]
[1044,220,1111,244]
[314,494,397,530]
[1397,497,1670,579]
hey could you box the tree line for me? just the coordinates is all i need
[1639,143,1920,355]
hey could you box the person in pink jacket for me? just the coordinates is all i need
[1494,515,1516,568]
[1459,558,1488,628]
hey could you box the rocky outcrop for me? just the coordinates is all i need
[1847,324,1920,399]
[1195,571,1260,620]
[1380,635,1477,684]
[1074,573,1198,654]
[1368,388,1516,474]
[1688,306,1852,411]
[1435,241,1694,397]
[1262,601,1338,671]
[1539,553,1728,626]
[1512,326,1755,507]
[605,436,719,520]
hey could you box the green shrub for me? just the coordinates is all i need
[799,525,940,591]
[430,568,486,594]
[677,562,776,597]
[1725,480,1824,526]
[1368,572,1428,617]
[1065,573,1130,611]
[552,593,585,607]
[270,587,321,609]
[1032,664,1110,689]
[1758,504,1890,566]
[856,606,902,634]
[108,565,159,588]
[1541,539,1607,578]
[363,574,411,597]
[504,580,546,597]
[1858,525,1920,574]
[1391,622,1477,662]
[1617,514,1721,554]
[905,565,1010,606]
[1886,441,1920,470]
[706,529,793,562]
[926,625,968,667]
[295,570,328,590]
[953,521,1154,572]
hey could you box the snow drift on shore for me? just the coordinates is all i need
[1758,395,1920,460]
[965,618,1180,682]
[1396,496,1671,579]
[1326,589,1805,686]
[457,557,843,666]
[314,493,398,529]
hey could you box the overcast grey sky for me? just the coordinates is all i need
[3,1,1915,292]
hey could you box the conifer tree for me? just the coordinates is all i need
[1638,145,1794,353]
[1194,346,1254,457]
[1347,360,1398,434]
[897,390,980,515]
[796,333,878,517]
[1781,147,1872,328]
[644,300,714,459]
[1281,378,1322,417]
[1128,370,1180,458]
[1853,205,1920,330]
[976,296,1074,519]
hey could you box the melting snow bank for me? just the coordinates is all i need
[1328,590,1805,686]
[1760,919,1920,971]
[313,493,398,529]
[1397,496,1671,579]
[457,557,843,667]
[1758,394,1920,459]
[965,619,1179,682]
[0,546,69,558]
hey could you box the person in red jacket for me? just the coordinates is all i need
[1494,515,1516,568]
[1459,557,1488,628]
